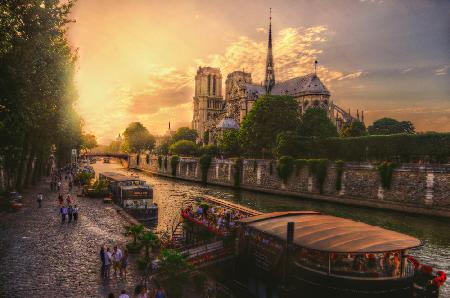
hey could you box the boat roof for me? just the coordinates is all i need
[241,212,421,253]
[100,172,142,182]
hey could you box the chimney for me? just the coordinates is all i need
[287,222,295,245]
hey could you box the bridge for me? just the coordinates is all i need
[83,152,129,159]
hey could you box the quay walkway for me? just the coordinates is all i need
[0,178,143,297]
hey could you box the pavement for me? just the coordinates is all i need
[0,177,143,297]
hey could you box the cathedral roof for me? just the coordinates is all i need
[217,117,239,130]
[243,83,265,100]
[272,73,330,97]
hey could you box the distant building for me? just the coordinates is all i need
[192,12,360,144]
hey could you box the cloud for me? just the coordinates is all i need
[401,67,414,74]
[256,27,267,33]
[338,71,364,80]
[435,65,449,76]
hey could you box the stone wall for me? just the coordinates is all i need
[130,154,450,218]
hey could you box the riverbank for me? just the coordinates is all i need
[129,155,450,219]
[0,177,143,297]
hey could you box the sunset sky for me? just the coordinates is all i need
[68,0,450,144]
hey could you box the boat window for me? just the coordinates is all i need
[329,252,403,278]
[296,248,328,273]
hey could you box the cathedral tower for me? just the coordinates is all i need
[264,8,275,94]
[192,67,224,141]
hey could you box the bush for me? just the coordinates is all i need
[85,179,110,197]
[164,156,168,170]
[378,162,398,189]
[277,156,294,184]
[169,140,197,156]
[308,159,328,193]
[170,155,180,176]
[234,158,243,188]
[199,154,212,183]
[76,172,94,185]
[335,160,345,191]
[294,159,308,176]
[197,144,219,157]
[158,155,163,169]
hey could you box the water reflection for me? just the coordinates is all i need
[92,161,449,295]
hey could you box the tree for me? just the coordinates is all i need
[168,140,197,156]
[299,108,338,138]
[368,117,415,135]
[122,122,155,153]
[172,127,198,143]
[80,133,98,153]
[157,249,193,298]
[218,130,241,156]
[139,231,160,258]
[340,121,367,137]
[239,95,301,157]
[124,224,145,246]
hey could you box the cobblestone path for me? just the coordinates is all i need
[0,178,143,297]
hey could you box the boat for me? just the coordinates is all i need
[98,172,157,221]
[234,211,446,298]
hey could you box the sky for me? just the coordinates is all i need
[68,0,450,144]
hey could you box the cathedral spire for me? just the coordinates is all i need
[264,8,275,94]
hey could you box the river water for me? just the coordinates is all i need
[92,161,450,295]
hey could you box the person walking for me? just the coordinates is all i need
[69,180,73,192]
[104,247,112,278]
[36,193,43,208]
[112,246,123,277]
[60,206,67,223]
[66,194,72,205]
[121,249,129,278]
[58,193,64,205]
[68,205,73,223]
[118,290,130,298]
[57,181,61,191]
[100,246,106,277]
[73,205,78,222]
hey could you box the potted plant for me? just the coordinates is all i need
[124,224,144,253]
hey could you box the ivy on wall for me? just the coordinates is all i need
[335,160,345,191]
[170,155,180,176]
[164,156,168,170]
[234,158,243,188]
[294,159,308,176]
[277,156,295,184]
[253,160,257,172]
[199,154,212,184]
[158,156,163,169]
[378,162,398,189]
[308,159,329,193]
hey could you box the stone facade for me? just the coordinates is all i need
[130,153,450,218]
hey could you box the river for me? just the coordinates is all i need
[92,160,450,295]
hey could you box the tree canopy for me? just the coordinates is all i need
[168,140,197,156]
[0,0,82,189]
[172,127,198,143]
[340,121,367,137]
[368,117,415,135]
[80,133,98,151]
[239,95,301,157]
[299,107,338,138]
[122,122,155,153]
[218,130,241,157]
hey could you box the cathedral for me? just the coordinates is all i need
[192,13,359,144]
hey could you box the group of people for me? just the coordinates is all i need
[183,204,246,232]
[100,245,129,279]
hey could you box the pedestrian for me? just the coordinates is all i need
[154,285,166,298]
[60,206,67,223]
[121,249,129,278]
[36,193,43,208]
[112,245,123,277]
[118,289,130,298]
[136,286,148,298]
[68,205,73,223]
[57,181,61,191]
[108,294,115,298]
[58,193,64,205]
[66,194,72,205]
[69,180,73,191]
[104,247,112,278]
[73,205,78,222]
[100,246,106,277]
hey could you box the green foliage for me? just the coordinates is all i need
[378,162,398,189]
[308,159,328,193]
[172,127,198,143]
[86,179,109,197]
[139,231,160,258]
[164,156,168,170]
[277,156,295,184]
[0,0,82,188]
[80,133,98,152]
[76,172,94,185]
[203,130,209,145]
[199,154,212,183]
[274,133,450,163]
[158,155,163,169]
[239,95,301,157]
[218,130,241,157]
[368,118,415,135]
[335,160,345,191]
[340,121,367,137]
[197,144,219,156]
[169,140,197,156]
[294,159,308,176]
[170,155,180,176]
[122,122,155,153]
[234,158,243,187]
[124,224,145,246]
[158,249,193,295]
[299,108,338,138]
